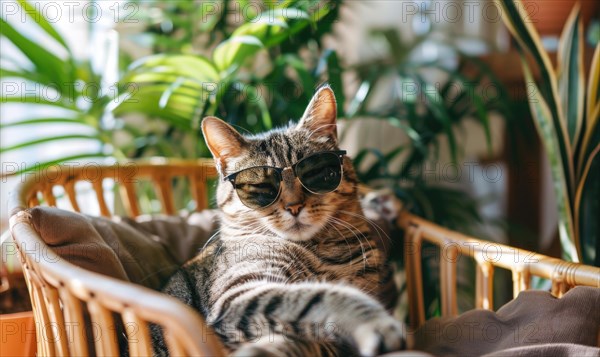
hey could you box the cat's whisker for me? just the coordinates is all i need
[323,219,353,257]
[326,215,369,271]
[202,228,222,251]
[339,209,391,244]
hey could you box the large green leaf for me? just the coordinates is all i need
[0,67,47,85]
[0,96,76,109]
[261,8,311,22]
[122,72,204,89]
[252,9,312,47]
[575,144,600,266]
[212,8,313,72]
[127,54,219,82]
[473,95,493,155]
[557,5,584,149]
[587,44,600,119]
[1,134,101,153]
[579,44,600,175]
[16,0,70,51]
[500,0,575,200]
[0,117,92,129]
[111,90,196,130]
[0,18,74,91]
[521,56,578,262]
[213,35,264,73]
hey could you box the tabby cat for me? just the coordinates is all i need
[153,86,406,356]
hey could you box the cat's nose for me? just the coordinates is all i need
[285,201,304,216]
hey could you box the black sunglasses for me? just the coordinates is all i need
[224,150,347,209]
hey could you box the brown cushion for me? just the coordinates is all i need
[29,207,129,282]
[119,209,218,265]
[413,286,600,355]
[28,207,218,290]
[483,343,600,357]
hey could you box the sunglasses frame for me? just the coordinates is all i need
[224,150,347,209]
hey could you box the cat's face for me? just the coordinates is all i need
[202,86,359,241]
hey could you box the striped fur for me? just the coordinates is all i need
[152,87,405,356]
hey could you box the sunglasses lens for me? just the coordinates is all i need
[234,167,280,208]
[296,152,343,193]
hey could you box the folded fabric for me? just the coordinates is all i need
[483,343,600,357]
[27,207,218,290]
[28,207,130,282]
[413,286,600,356]
[119,209,218,266]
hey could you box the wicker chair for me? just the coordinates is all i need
[8,160,600,356]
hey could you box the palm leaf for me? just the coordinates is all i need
[413,74,458,162]
[123,72,204,89]
[212,7,314,72]
[1,134,101,153]
[0,96,76,109]
[213,35,264,73]
[473,95,493,155]
[0,18,73,90]
[127,54,219,82]
[111,91,195,131]
[0,117,91,129]
[16,0,70,51]
[0,67,47,84]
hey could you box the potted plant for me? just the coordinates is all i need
[500,0,599,265]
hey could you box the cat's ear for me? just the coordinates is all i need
[297,85,337,140]
[201,116,248,167]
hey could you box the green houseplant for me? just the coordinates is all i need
[347,27,513,231]
[1,0,342,172]
[500,0,600,265]
[114,0,343,160]
[1,0,119,173]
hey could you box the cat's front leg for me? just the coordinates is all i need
[209,281,406,356]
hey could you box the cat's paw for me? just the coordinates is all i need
[351,316,406,357]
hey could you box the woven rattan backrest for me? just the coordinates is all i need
[398,212,600,330]
[8,159,224,356]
